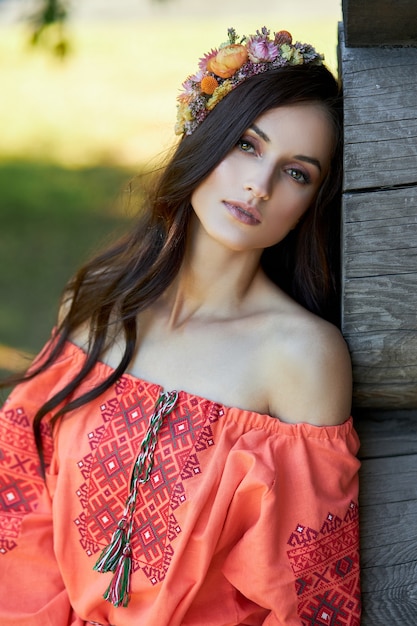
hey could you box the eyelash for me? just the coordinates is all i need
[236,137,311,185]
[236,137,257,153]
[286,167,311,185]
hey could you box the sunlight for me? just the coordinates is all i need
[0,15,341,168]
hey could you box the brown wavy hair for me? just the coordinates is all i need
[2,64,343,469]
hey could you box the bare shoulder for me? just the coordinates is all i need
[264,302,352,427]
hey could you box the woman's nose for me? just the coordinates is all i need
[244,174,271,201]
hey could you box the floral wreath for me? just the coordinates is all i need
[175,26,324,136]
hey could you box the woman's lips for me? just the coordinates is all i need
[224,201,262,225]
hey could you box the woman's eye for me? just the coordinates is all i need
[237,138,256,153]
[287,168,310,184]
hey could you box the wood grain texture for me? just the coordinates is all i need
[345,331,417,408]
[342,189,417,335]
[355,413,417,624]
[339,27,417,409]
[343,188,417,278]
[339,31,417,191]
[341,189,417,407]
[342,0,417,46]
[340,13,417,620]
[343,275,417,333]
[354,410,417,458]
[359,482,417,623]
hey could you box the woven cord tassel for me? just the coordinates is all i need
[93,517,128,573]
[103,544,133,608]
[94,390,179,607]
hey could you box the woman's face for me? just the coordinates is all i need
[190,103,334,252]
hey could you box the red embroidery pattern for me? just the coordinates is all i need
[287,501,360,625]
[74,378,223,585]
[0,404,53,555]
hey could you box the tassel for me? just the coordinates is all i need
[103,544,132,608]
[94,390,179,607]
[93,517,128,573]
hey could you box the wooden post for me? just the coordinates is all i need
[339,30,417,409]
[340,2,417,622]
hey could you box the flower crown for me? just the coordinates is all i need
[175,26,324,136]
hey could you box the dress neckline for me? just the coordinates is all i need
[61,339,354,439]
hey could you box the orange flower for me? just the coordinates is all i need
[200,75,219,95]
[207,44,248,78]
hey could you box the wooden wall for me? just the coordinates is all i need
[340,2,417,623]
[342,0,417,46]
[355,410,417,623]
[339,31,417,409]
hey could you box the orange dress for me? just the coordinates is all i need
[0,340,361,626]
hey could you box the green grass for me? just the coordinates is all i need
[0,161,134,352]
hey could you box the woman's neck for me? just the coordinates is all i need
[158,220,264,328]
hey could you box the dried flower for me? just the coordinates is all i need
[207,80,233,109]
[175,26,324,136]
[198,49,218,72]
[200,75,219,95]
[275,30,292,45]
[248,39,278,63]
[207,44,248,79]
[247,30,278,63]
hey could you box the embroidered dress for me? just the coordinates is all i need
[0,339,361,626]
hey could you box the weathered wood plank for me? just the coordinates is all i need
[343,187,417,278]
[359,485,417,623]
[360,499,417,566]
[339,29,417,409]
[353,382,417,410]
[342,0,417,46]
[359,456,417,503]
[361,566,417,625]
[358,457,417,623]
[344,330,417,408]
[354,411,417,458]
[339,10,417,622]
[355,413,417,624]
[339,31,417,191]
[343,274,417,333]
[345,188,417,223]
[346,332,417,381]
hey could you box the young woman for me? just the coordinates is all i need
[0,27,360,626]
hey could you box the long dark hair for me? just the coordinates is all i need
[2,63,343,468]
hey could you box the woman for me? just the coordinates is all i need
[0,27,360,625]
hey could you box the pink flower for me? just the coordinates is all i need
[198,49,218,72]
[247,37,279,63]
[181,70,204,92]
[178,71,204,101]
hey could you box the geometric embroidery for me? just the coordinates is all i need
[0,403,53,555]
[287,501,361,625]
[74,376,224,585]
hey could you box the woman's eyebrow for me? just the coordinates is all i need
[294,155,322,173]
[250,124,270,143]
[250,125,323,173]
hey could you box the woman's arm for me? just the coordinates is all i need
[0,345,84,625]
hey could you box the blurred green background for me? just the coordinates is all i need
[0,0,342,370]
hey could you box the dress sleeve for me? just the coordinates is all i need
[222,419,361,626]
[0,348,85,625]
